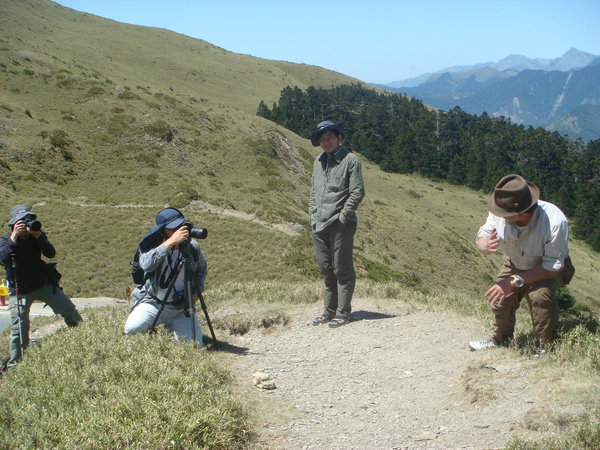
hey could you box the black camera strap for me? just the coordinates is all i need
[158,249,182,292]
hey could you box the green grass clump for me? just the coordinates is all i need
[506,410,600,449]
[0,307,249,449]
[554,323,600,373]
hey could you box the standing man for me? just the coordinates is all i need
[124,208,206,346]
[309,121,365,328]
[469,175,575,352]
[0,205,82,365]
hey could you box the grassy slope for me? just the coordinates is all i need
[0,0,597,312]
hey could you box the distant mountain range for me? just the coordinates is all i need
[374,48,600,141]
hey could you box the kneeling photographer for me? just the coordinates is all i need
[124,208,207,346]
[0,205,83,366]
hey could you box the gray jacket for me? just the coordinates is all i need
[309,146,365,232]
[131,240,207,307]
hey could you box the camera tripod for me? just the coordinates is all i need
[149,240,218,349]
[11,254,25,360]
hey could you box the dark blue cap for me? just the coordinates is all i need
[138,208,185,251]
[310,121,345,146]
[155,208,185,229]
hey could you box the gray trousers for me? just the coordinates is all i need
[124,301,203,346]
[312,220,357,320]
[9,281,82,361]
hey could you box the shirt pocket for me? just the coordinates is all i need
[328,174,347,192]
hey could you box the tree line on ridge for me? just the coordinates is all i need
[257,84,600,252]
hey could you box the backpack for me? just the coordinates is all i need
[130,233,163,285]
[130,247,146,285]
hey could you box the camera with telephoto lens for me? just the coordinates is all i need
[183,221,207,240]
[23,218,42,232]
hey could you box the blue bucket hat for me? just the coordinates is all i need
[8,205,37,227]
[310,121,345,147]
[139,208,185,251]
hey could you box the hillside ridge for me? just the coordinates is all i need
[0,0,597,308]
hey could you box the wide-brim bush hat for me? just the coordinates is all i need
[488,174,540,217]
[310,121,345,147]
[139,207,185,250]
[8,205,36,227]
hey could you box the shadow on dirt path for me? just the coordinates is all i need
[223,299,570,449]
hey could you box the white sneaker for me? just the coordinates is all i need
[469,339,495,351]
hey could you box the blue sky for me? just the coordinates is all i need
[53,0,600,84]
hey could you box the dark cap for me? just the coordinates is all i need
[138,208,186,251]
[8,205,36,227]
[155,207,185,230]
[310,121,345,147]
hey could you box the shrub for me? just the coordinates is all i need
[143,119,174,141]
[169,184,201,209]
[49,129,71,149]
[85,85,105,97]
[117,88,140,100]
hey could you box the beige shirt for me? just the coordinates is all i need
[477,200,569,271]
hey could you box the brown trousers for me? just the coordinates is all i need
[490,256,575,346]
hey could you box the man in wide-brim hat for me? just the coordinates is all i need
[309,120,365,329]
[469,174,575,353]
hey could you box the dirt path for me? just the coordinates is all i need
[223,299,563,449]
[28,297,573,449]
[62,200,303,236]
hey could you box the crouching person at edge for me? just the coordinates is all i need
[469,174,575,354]
[309,121,365,328]
[0,205,83,367]
[124,208,206,346]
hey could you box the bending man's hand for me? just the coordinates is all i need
[485,278,514,306]
[477,228,500,255]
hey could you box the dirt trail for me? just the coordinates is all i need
[28,298,575,449]
[223,299,567,450]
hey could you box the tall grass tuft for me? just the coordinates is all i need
[505,409,600,449]
[554,324,600,374]
[0,307,249,449]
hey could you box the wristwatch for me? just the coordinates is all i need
[513,274,524,288]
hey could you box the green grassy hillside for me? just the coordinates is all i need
[0,0,597,312]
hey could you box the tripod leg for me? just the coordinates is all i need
[198,292,218,349]
[17,296,24,359]
[184,253,216,348]
[10,254,25,361]
[183,258,197,345]
[181,242,216,349]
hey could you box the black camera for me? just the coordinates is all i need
[172,291,185,307]
[183,221,207,240]
[23,218,42,231]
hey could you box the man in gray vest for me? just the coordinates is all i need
[309,121,365,328]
